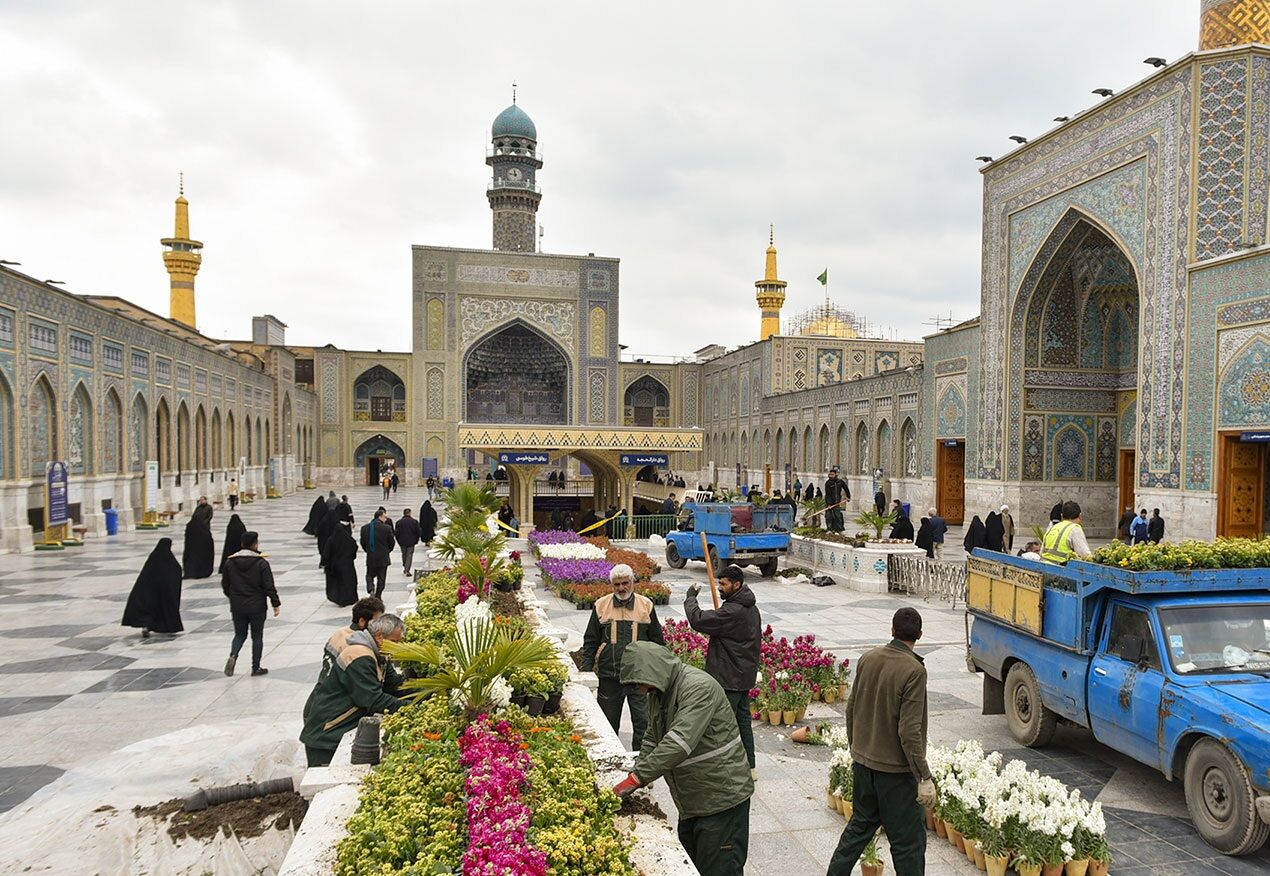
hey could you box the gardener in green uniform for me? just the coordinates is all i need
[580,563,665,750]
[299,613,407,767]
[613,641,754,876]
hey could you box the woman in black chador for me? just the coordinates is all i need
[419,500,438,545]
[320,515,359,606]
[182,504,215,579]
[302,496,327,535]
[220,513,246,574]
[122,538,184,637]
[963,515,987,553]
[983,511,1005,553]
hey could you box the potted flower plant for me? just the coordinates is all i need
[861,830,885,876]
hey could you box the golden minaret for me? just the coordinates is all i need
[1199,0,1269,49]
[755,226,787,341]
[162,174,203,329]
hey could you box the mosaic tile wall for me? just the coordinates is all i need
[1185,252,1270,490]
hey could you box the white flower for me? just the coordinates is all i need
[537,542,608,560]
[487,675,512,709]
[454,594,492,631]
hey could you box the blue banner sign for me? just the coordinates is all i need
[1240,431,1270,443]
[46,461,69,526]
[620,453,668,467]
[498,451,551,465]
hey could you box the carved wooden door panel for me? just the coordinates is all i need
[1220,437,1265,538]
[938,441,966,525]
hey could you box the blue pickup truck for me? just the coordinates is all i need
[663,501,793,578]
[965,551,1270,855]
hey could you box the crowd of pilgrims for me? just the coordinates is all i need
[118,490,443,639]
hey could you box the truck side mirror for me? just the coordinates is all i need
[1117,634,1147,665]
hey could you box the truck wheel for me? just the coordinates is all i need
[759,558,778,578]
[1004,663,1057,747]
[707,545,720,572]
[665,542,687,569]
[1184,738,1270,855]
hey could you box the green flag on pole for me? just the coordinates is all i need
[817,269,828,285]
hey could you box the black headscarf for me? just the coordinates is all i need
[182,514,215,579]
[122,538,183,634]
[303,496,327,535]
[321,521,359,607]
[915,518,935,558]
[220,514,246,573]
[889,510,914,541]
[420,501,438,543]
[964,516,987,552]
[315,506,340,555]
[1050,502,1064,523]
[874,490,887,514]
[192,502,213,526]
[984,512,1005,552]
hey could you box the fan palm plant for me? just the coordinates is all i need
[800,496,827,529]
[383,617,558,722]
[439,481,501,532]
[853,509,898,540]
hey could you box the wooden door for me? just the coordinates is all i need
[1117,449,1136,530]
[937,440,966,525]
[1219,435,1266,538]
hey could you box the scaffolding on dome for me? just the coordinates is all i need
[784,301,873,339]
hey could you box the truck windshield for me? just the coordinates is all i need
[1158,603,1270,675]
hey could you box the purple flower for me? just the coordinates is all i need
[538,557,615,583]
[528,530,584,548]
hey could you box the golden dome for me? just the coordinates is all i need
[800,313,860,339]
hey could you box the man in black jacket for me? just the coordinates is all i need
[1148,508,1165,543]
[221,531,281,677]
[684,564,762,773]
[824,467,849,533]
[393,508,422,577]
[359,509,395,597]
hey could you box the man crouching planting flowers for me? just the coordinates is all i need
[613,641,755,876]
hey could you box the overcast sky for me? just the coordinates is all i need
[0,1,1198,356]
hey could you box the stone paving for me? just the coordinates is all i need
[0,487,1264,875]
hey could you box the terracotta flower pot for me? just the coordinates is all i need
[782,709,797,725]
[826,789,837,810]
[1016,864,1041,876]
[1042,865,1064,876]
[1087,860,1109,876]
[923,807,936,831]
[862,863,884,876]
[973,845,987,871]
[768,710,783,725]
[823,688,837,703]
[1064,860,1090,876]
[964,837,977,863]
[948,826,963,852]
[934,818,948,839]
[790,725,812,744]
[985,853,1010,876]
[839,682,849,699]
[842,801,854,821]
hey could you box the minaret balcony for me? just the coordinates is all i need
[487,179,541,194]
[486,144,543,164]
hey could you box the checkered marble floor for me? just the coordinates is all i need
[0,487,425,820]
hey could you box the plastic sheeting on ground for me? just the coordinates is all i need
[0,718,305,875]
[647,533,666,548]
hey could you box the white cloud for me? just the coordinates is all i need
[0,0,1197,353]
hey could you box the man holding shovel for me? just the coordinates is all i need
[685,564,762,776]
[824,466,849,533]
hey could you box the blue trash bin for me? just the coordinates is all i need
[104,508,119,535]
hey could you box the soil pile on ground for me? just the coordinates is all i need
[619,794,667,819]
[134,791,307,842]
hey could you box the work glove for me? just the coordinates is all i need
[686,583,701,598]
[916,778,937,808]
[612,772,642,798]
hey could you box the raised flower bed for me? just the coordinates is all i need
[788,532,925,593]
[331,570,639,875]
